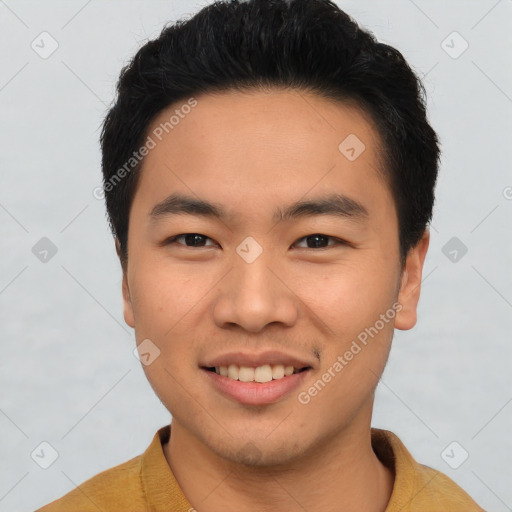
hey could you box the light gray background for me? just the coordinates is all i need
[1,1,511,511]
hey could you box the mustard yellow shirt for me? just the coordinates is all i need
[37,425,485,511]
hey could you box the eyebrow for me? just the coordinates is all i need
[149,192,369,224]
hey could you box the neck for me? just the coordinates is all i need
[163,407,394,511]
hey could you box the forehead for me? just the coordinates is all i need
[134,88,391,222]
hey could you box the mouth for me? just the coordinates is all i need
[202,364,311,383]
[200,364,313,405]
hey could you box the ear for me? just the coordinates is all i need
[394,229,430,330]
[115,238,135,328]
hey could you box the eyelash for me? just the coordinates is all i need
[163,233,349,250]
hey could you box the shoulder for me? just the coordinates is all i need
[36,454,145,511]
[407,461,486,511]
[371,428,486,512]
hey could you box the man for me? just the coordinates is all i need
[39,0,485,510]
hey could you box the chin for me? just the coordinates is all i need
[212,435,309,468]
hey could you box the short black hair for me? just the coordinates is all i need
[100,0,440,269]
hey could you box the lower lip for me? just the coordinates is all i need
[202,368,311,405]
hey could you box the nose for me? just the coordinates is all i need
[212,247,299,333]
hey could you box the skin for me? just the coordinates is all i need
[119,88,430,512]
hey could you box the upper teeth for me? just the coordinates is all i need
[214,364,301,383]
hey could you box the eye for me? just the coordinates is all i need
[164,233,217,248]
[163,233,348,250]
[293,234,347,249]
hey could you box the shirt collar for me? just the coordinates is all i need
[140,424,427,511]
[141,425,193,511]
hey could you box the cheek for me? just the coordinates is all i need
[131,263,205,409]
[295,295,395,430]
[292,258,397,336]
[129,259,206,334]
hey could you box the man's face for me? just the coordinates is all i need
[121,88,426,465]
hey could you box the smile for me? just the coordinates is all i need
[205,364,310,383]
[201,365,312,405]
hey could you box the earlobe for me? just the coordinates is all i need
[121,271,135,328]
[116,238,135,328]
[394,230,430,331]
